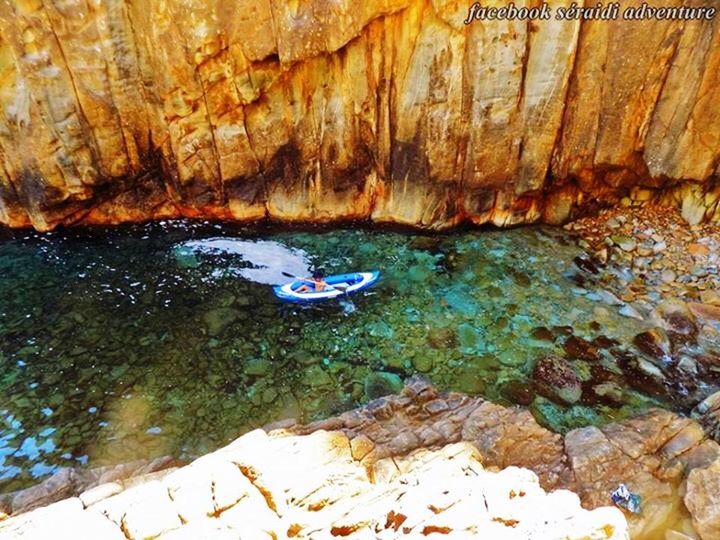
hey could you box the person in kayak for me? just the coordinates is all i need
[297,268,328,293]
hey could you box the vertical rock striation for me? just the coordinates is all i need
[0,0,718,230]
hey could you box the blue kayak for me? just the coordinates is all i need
[274,271,380,303]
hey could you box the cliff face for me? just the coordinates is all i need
[0,0,718,231]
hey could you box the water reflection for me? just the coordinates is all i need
[174,238,310,285]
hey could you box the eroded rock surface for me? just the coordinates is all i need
[292,377,720,539]
[0,431,628,539]
[3,378,720,539]
[693,390,720,443]
[0,0,719,230]
[0,456,181,516]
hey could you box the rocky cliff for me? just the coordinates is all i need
[0,0,718,231]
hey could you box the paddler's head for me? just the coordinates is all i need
[312,268,326,281]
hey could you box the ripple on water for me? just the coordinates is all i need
[0,222,667,492]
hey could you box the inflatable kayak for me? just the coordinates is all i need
[274,271,380,303]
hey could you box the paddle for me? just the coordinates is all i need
[281,271,350,291]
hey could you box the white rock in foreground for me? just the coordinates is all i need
[0,430,628,539]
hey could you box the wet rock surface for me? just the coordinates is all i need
[532,355,583,405]
[0,457,181,517]
[566,206,720,411]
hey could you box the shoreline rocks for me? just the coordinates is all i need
[0,432,629,540]
[567,207,720,321]
[290,378,720,539]
[0,456,182,517]
[4,379,720,538]
[566,205,720,411]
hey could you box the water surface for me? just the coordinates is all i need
[0,222,662,491]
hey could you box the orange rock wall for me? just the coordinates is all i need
[0,0,718,230]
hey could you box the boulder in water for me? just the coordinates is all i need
[564,336,600,362]
[202,308,239,337]
[532,356,583,405]
[364,372,403,401]
[633,328,671,360]
[651,300,698,345]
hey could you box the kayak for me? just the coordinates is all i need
[273,271,380,303]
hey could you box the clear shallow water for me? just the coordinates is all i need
[0,222,662,492]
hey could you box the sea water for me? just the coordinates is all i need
[0,221,664,491]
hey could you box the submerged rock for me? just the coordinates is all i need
[532,356,583,405]
[426,326,458,349]
[633,328,671,360]
[501,380,535,406]
[530,326,555,342]
[411,353,434,373]
[202,308,240,337]
[457,323,482,352]
[453,365,486,395]
[619,305,645,320]
[302,366,334,388]
[364,372,403,401]
[652,300,698,345]
[244,358,272,377]
[564,336,601,362]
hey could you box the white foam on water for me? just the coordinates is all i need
[176,238,311,285]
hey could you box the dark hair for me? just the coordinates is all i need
[312,267,326,279]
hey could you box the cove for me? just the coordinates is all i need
[0,221,679,492]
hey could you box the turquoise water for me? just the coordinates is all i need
[0,222,661,492]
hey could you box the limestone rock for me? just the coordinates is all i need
[0,437,628,540]
[685,459,720,540]
[88,481,183,539]
[323,444,627,540]
[0,1,718,230]
[0,498,125,540]
[78,483,123,508]
[4,379,720,539]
